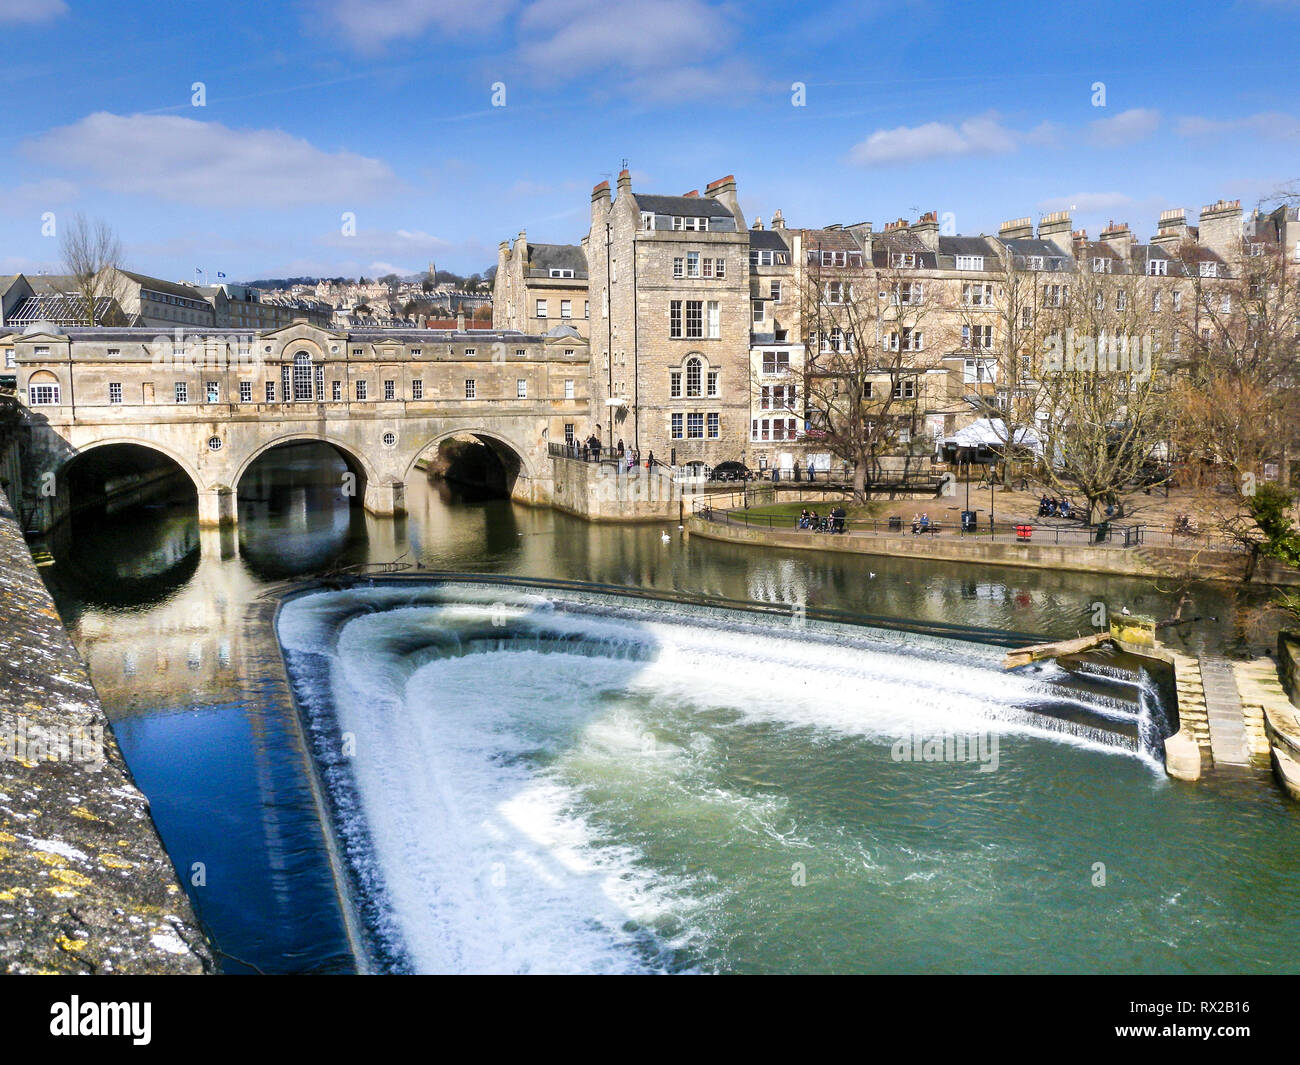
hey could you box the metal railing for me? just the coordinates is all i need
[692,501,1147,547]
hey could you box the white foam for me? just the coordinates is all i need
[279,584,1153,973]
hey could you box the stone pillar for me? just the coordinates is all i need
[197,485,236,528]
[364,478,406,517]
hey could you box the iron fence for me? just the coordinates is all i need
[692,501,1150,547]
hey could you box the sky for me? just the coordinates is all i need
[2,0,1298,284]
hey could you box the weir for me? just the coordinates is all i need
[272,578,1174,972]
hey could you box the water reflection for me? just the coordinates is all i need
[35,441,1281,972]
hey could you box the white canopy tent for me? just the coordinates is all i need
[947,418,1043,455]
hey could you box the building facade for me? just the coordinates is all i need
[494,231,590,337]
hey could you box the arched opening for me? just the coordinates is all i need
[416,433,525,502]
[27,369,62,407]
[235,439,370,576]
[49,443,201,595]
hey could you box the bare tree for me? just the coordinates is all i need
[1028,260,1176,524]
[1167,210,1300,570]
[60,213,127,326]
[793,237,942,501]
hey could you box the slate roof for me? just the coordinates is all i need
[938,235,1000,258]
[749,229,790,252]
[119,270,209,302]
[527,243,588,278]
[634,194,735,218]
[25,274,78,295]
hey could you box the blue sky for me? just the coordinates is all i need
[2,0,1298,282]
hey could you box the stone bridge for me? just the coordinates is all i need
[8,322,593,531]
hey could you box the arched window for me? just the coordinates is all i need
[685,356,703,398]
[292,351,314,402]
[28,370,60,406]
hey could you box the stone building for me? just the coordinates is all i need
[502,180,1278,480]
[585,171,752,470]
[494,231,590,337]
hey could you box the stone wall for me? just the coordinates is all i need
[550,455,689,523]
[686,514,1300,584]
[0,488,210,973]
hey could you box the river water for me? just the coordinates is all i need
[37,443,1300,973]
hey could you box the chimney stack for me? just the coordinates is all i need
[703,174,744,228]
[910,210,939,251]
[999,216,1033,241]
[771,208,786,230]
[1099,219,1133,259]
[1151,208,1190,248]
[1198,198,1243,260]
[1037,210,1072,254]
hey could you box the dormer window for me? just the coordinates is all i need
[1147,259,1167,276]
[890,252,917,268]
[548,268,575,278]
[640,212,654,231]
[1025,256,1044,270]
[1199,261,1218,278]
[672,216,708,232]
[1092,257,1112,274]
[955,255,984,271]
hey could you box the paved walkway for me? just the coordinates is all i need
[1200,655,1252,767]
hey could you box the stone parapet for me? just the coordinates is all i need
[0,488,210,973]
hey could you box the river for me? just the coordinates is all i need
[37,443,1300,973]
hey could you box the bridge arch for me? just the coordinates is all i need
[58,437,205,495]
[403,428,535,482]
[232,433,379,493]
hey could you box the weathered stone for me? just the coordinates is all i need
[0,489,210,974]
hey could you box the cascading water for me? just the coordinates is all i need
[276,580,1186,975]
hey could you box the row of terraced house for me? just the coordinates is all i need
[494,170,1300,479]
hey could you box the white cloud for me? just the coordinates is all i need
[313,0,516,51]
[1175,111,1298,137]
[516,0,760,101]
[1037,192,1135,214]
[22,113,402,208]
[849,114,1021,167]
[1088,108,1160,148]
[0,0,67,24]
[520,0,727,71]
[0,177,78,211]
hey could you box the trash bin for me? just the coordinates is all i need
[961,511,977,533]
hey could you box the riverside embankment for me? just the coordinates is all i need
[0,489,210,974]
[686,511,1300,585]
